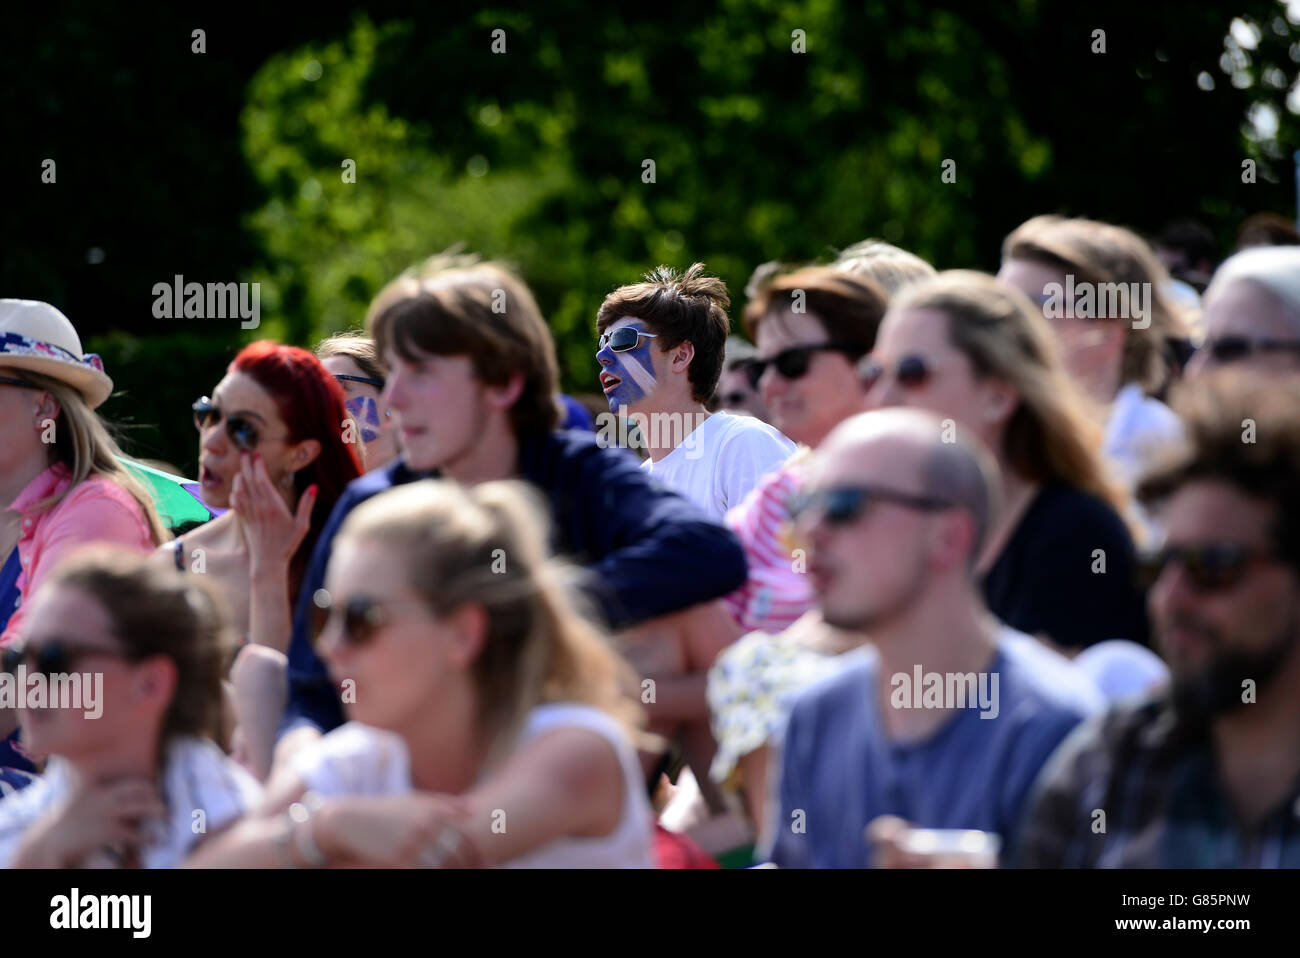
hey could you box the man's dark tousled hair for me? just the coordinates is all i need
[596,263,731,402]
[1139,371,1300,574]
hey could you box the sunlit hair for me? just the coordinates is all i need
[890,270,1129,519]
[832,239,937,296]
[315,331,388,385]
[367,251,561,435]
[18,370,169,545]
[1002,215,1191,396]
[335,478,648,762]
[744,266,889,356]
[43,545,233,751]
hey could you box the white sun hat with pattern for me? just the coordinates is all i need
[0,299,113,408]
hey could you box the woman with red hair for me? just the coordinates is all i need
[155,341,362,777]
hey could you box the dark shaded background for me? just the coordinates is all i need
[2,1,1296,475]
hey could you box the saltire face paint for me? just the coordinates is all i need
[346,395,383,443]
[597,318,660,411]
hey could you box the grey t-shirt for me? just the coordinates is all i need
[764,628,1103,868]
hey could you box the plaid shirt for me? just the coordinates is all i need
[1015,695,1300,868]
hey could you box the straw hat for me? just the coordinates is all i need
[0,299,113,408]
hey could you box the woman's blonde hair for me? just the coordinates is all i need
[1002,215,1191,396]
[891,271,1129,519]
[336,478,647,762]
[21,370,169,545]
[314,331,388,385]
[832,239,937,296]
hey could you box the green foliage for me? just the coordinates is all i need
[8,2,1300,471]
[239,2,1297,402]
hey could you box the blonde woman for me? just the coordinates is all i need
[0,547,259,867]
[314,332,399,472]
[0,301,168,771]
[863,271,1148,652]
[188,478,656,868]
[997,215,1190,491]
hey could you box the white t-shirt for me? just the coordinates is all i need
[1103,384,1184,491]
[290,703,655,868]
[0,736,262,868]
[642,411,795,520]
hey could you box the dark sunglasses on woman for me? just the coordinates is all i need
[744,341,864,389]
[858,355,932,391]
[193,396,288,452]
[1,639,138,679]
[333,373,385,389]
[1201,336,1300,366]
[1137,542,1279,593]
[310,588,428,648]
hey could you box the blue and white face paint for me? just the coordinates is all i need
[597,317,660,411]
[345,394,383,443]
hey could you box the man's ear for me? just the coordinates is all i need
[484,372,525,411]
[670,341,695,375]
[930,508,977,573]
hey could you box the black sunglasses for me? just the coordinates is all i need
[193,396,289,452]
[718,390,751,407]
[790,484,953,526]
[745,341,864,389]
[1202,336,1300,365]
[1138,543,1278,593]
[858,355,932,391]
[1,638,137,679]
[334,373,385,389]
[598,327,660,353]
[310,589,428,648]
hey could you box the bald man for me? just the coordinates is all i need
[1188,246,1300,377]
[761,409,1102,868]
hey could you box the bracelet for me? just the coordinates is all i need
[417,820,482,869]
[283,791,328,868]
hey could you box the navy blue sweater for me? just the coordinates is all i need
[282,429,749,734]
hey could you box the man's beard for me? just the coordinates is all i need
[1167,607,1300,727]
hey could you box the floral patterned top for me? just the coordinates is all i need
[707,612,860,786]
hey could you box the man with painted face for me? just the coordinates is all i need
[596,264,795,521]
[1017,371,1300,867]
[276,252,748,757]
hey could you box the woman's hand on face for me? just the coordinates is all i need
[314,794,477,868]
[231,453,316,573]
[21,779,165,868]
